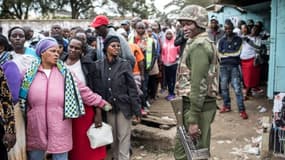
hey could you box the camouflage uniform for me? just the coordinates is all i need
[174,5,219,160]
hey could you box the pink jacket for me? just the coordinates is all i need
[161,30,180,66]
[26,66,106,153]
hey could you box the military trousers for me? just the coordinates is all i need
[174,96,216,160]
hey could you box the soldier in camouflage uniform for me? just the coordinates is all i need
[174,5,219,160]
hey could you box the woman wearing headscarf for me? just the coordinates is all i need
[161,29,180,101]
[90,36,141,160]
[19,37,108,160]
[63,37,108,160]
[0,67,16,160]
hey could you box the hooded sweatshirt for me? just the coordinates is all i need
[161,29,180,66]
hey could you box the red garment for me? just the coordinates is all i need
[69,106,106,160]
[241,58,261,88]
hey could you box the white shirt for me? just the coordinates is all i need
[65,60,86,85]
[240,35,261,60]
[42,69,51,78]
[10,51,37,73]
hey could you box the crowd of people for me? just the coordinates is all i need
[0,4,270,160]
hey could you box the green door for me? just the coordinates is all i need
[268,0,285,98]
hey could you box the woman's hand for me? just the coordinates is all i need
[3,133,16,151]
[103,102,112,112]
[94,108,103,128]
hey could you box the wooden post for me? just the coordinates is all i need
[260,116,271,159]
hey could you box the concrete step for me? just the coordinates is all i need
[131,124,176,151]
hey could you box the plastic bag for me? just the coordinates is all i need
[87,122,113,149]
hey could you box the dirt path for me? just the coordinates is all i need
[131,89,274,160]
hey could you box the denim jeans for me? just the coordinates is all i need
[220,65,245,112]
[28,150,68,160]
[164,64,178,95]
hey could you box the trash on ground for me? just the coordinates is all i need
[242,144,260,155]
[161,116,175,121]
[134,156,143,160]
[251,136,262,144]
[257,105,267,113]
[140,153,147,157]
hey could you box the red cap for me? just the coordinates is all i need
[90,15,109,28]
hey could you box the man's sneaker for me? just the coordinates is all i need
[146,101,151,107]
[219,106,231,113]
[252,87,264,95]
[141,109,148,117]
[144,107,150,114]
[165,95,170,100]
[160,89,166,94]
[240,111,248,119]
[167,95,175,101]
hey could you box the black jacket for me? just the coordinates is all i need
[174,29,187,56]
[88,57,141,119]
[62,54,95,87]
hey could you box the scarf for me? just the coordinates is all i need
[19,59,85,119]
[0,51,12,65]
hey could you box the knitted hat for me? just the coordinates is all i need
[35,37,58,56]
[103,36,120,53]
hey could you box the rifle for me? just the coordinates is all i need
[171,98,210,160]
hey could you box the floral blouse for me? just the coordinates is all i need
[0,67,15,134]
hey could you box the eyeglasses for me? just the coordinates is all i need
[110,44,120,48]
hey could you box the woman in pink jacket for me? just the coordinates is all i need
[161,29,180,101]
[19,38,108,160]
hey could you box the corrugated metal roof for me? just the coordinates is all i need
[217,0,270,6]
[206,4,246,13]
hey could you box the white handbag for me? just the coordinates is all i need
[87,122,113,149]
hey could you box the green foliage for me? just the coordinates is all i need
[109,0,160,19]
[164,0,213,15]
[0,0,213,19]
[69,0,94,19]
[0,0,34,19]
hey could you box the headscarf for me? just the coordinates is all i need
[19,38,85,119]
[35,37,58,56]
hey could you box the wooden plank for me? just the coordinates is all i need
[141,115,176,126]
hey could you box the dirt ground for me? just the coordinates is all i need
[130,87,278,160]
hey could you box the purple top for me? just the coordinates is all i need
[2,61,21,104]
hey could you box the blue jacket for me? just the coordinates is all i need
[218,34,242,65]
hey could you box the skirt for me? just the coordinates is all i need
[8,103,27,160]
[69,106,106,160]
[241,58,261,88]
